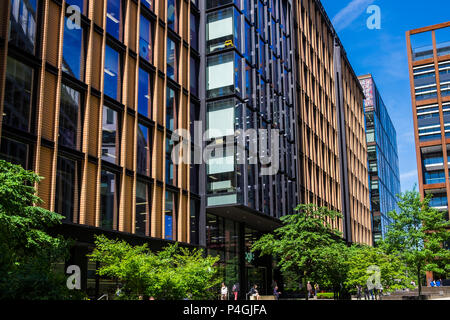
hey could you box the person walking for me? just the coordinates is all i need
[307,281,313,299]
[273,286,281,300]
[314,283,320,298]
[364,286,370,300]
[221,283,228,300]
[232,283,240,300]
[356,284,362,300]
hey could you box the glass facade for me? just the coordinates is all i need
[360,76,401,243]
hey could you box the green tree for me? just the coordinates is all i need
[251,204,344,299]
[344,245,412,296]
[379,190,450,296]
[0,160,73,299]
[89,235,221,300]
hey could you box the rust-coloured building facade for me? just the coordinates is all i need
[406,21,450,285]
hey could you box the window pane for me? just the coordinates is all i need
[135,181,150,236]
[142,0,153,11]
[9,0,38,54]
[137,124,151,175]
[190,56,199,96]
[102,106,120,164]
[207,52,240,98]
[139,15,153,63]
[435,27,450,57]
[167,0,177,31]
[63,16,85,80]
[66,0,87,15]
[167,38,178,81]
[0,137,29,169]
[207,98,235,139]
[166,136,175,185]
[206,8,233,54]
[166,87,177,131]
[106,0,123,40]
[100,170,118,230]
[3,56,33,132]
[59,84,82,150]
[190,13,199,51]
[55,156,79,221]
[165,190,177,240]
[104,45,120,100]
[138,67,152,118]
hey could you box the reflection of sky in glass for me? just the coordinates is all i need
[167,38,176,80]
[139,15,152,62]
[104,45,119,99]
[66,0,84,13]
[142,0,152,10]
[63,17,82,79]
[166,87,175,131]
[106,0,121,39]
[138,68,150,118]
[137,124,149,175]
[167,0,176,29]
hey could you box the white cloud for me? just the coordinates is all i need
[332,0,376,31]
[400,169,417,180]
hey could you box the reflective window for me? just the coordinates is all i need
[135,181,151,236]
[206,7,241,54]
[139,14,153,63]
[138,67,152,118]
[166,135,176,185]
[190,198,200,244]
[106,0,123,41]
[100,169,119,230]
[104,45,121,100]
[59,84,83,150]
[190,12,199,51]
[410,31,433,61]
[190,56,199,96]
[3,56,33,132]
[102,106,120,164]
[55,156,80,222]
[165,190,177,240]
[166,87,177,131]
[66,0,88,16]
[9,0,38,54]
[435,27,450,57]
[63,16,86,80]
[167,38,178,81]
[167,0,178,32]
[206,52,241,98]
[137,123,151,176]
[0,136,30,169]
[142,0,153,11]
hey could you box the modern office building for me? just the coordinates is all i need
[406,22,450,219]
[0,0,371,298]
[406,21,450,283]
[358,74,401,244]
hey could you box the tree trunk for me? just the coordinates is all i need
[417,266,422,297]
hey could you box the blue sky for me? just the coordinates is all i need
[321,0,450,192]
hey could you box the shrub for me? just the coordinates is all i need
[317,292,334,300]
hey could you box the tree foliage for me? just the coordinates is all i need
[251,204,346,295]
[88,235,221,300]
[379,190,450,295]
[0,160,73,299]
[344,245,412,293]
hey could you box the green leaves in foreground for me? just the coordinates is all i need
[89,235,221,300]
[0,160,71,299]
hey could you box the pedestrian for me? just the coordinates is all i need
[436,279,441,287]
[307,281,313,299]
[221,283,228,300]
[430,280,436,287]
[364,286,370,300]
[356,284,362,300]
[369,288,374,300]
[273,286,281,300]
[249,284,260,300]
[232,283,240,300]
[314,283,320,297]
